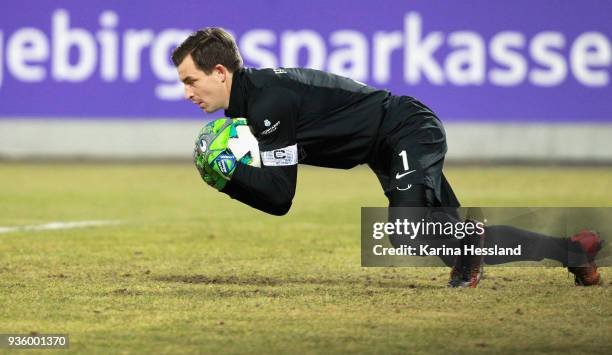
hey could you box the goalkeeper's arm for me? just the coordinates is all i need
[222,163,297,216]
[221,86,300,216]
[198,87,300,216]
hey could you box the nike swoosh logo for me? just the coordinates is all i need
[395,170,416,179]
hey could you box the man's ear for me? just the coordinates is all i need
[215,64,227,82]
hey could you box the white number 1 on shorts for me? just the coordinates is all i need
[399,150,409,171]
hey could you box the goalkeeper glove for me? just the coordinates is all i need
[193,148,227,191]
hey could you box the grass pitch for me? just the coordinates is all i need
[0,163,611,354]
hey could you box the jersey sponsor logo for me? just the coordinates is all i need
[397,184,412,191]
[261,144,298,166]
[273,68,287,74]
[261,120,280,135]
[264,119,271,127]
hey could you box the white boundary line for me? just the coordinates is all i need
[0,220,121,234]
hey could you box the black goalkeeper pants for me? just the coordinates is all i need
[369,97,581,267]
[385,184,583,267]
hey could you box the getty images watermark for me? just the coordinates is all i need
[370,218,501,257]
[361,207,611,267]
[0,334,69,349]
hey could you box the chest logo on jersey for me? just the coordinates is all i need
[261,120,280,135]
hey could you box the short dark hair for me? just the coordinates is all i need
[172,27,243,73]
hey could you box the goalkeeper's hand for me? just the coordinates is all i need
[194,148,227,191]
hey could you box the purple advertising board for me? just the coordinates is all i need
[0,0,610,122]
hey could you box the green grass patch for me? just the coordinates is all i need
[1,164,611,354]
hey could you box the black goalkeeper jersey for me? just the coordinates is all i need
[221,67,426,215]
[225,67,390,168]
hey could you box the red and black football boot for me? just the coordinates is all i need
[567,230,603,286]
[448,221,486,288]
[447,256,464,288]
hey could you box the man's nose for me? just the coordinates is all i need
[184,85,193,100]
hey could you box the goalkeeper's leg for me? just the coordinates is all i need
[388,184,600,286]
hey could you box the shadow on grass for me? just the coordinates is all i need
[153,274,441,290]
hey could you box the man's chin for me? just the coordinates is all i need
[202,107,218,114]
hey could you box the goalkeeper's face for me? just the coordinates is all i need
[177,55,232,113]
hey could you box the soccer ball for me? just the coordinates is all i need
[228,124,261,168]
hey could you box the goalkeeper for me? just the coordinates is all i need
[172,27,603,288]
